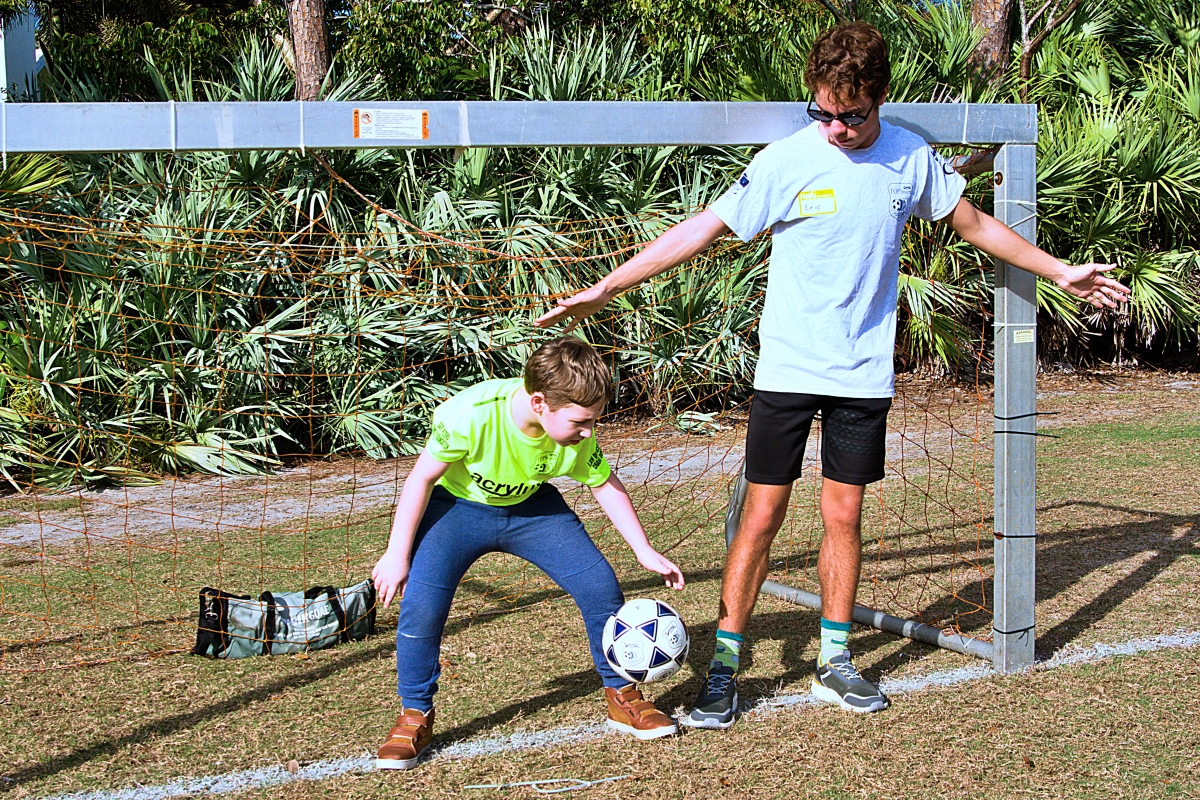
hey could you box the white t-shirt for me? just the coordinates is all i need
[709,120,966,398]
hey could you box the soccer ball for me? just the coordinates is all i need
[602,598,689,684]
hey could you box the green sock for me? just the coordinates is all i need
[711,629,743,672]
[819,618,851,666]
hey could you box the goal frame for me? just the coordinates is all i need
[2,99,1038,672]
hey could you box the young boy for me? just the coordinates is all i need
[371,336,686,769]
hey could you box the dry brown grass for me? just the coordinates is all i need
[0,372,1197,798]
[233,645,1200,800]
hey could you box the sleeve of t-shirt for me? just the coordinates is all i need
[423,395,471,463]
[567,438,612,488]
[913,146,968,222]
[708,147,786,242]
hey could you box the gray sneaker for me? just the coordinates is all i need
[811,652,890,713]
[680,665,738,729]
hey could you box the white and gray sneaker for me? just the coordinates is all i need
[811,652,890,713]
[680,665,738,729]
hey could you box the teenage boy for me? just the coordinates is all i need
[371,336,685,769]
[535,22,1128,728]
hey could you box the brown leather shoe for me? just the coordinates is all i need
[376,708,434,770]
[605,684,678,740]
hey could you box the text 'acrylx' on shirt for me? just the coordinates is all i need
[709,120,967,398]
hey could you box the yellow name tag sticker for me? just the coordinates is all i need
[797,188,837,216]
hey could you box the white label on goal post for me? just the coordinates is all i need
[353,109,429,140]
[1013,328,1035,344]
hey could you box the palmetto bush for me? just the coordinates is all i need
[1,1,1197,486]
[1026,0,1200,361]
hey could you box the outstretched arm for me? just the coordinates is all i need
[944,198,1130,309]
[590,473,685,590]
[372,452,452,607]
[534,209,730,331]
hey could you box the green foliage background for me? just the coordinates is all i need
[0,0,1197,486]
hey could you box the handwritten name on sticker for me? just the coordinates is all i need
[797,188,837,216]
[353,109,429,140]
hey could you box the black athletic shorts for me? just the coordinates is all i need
[744,391,892,486]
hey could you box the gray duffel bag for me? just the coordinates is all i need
[192,580,377,659]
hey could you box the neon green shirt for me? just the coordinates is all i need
[424,377,612,506]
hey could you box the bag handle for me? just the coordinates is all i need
[325,586,350,643]
[260,591,278,656]
[193,587,240,658]
[364,580,378,636]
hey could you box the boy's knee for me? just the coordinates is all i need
[562,558,622,604]
[396,584,453,636]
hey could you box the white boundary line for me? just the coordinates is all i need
[32,630,1200,800]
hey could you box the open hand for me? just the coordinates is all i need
[372,550,410,608]
[636,550,685,590]
[533,283,614,332]
[1057,263,1131,309]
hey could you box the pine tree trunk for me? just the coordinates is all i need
[969,0,1016,83]
[287,0,330,101]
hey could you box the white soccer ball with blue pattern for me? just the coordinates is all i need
[602,598,689,684]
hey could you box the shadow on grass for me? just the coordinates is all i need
[0,614,197,657]
[1031,501,1198,658]
[6,503,1193,790]
[0,635,393,792]
[0,566,728,791]
[772,501,1199,664]
[650,608,825,714]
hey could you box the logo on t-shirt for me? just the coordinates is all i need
[888,183,914,220]
[587,445,603,470]
[470,472,538,499]
[433,422,450,448]
[534,451,555,475]
[729,172,751,197]
[931,148,957,176]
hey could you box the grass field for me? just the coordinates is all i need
[1,372,1197,799]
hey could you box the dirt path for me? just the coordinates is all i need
[2,371,1195,548]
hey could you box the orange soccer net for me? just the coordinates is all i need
[0,156,992,672]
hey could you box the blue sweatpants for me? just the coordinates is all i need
[395,484,627,711]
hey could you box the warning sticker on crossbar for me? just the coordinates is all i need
[353,109,429,140]
[1013,329,1035,343]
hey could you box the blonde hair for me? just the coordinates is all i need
[524,337,613,410]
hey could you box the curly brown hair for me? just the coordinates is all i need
[524,336,613,410]
[804,22,891,103]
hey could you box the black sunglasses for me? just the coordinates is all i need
[806,95,879,127]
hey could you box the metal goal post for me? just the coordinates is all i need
[1,100,1038,673]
